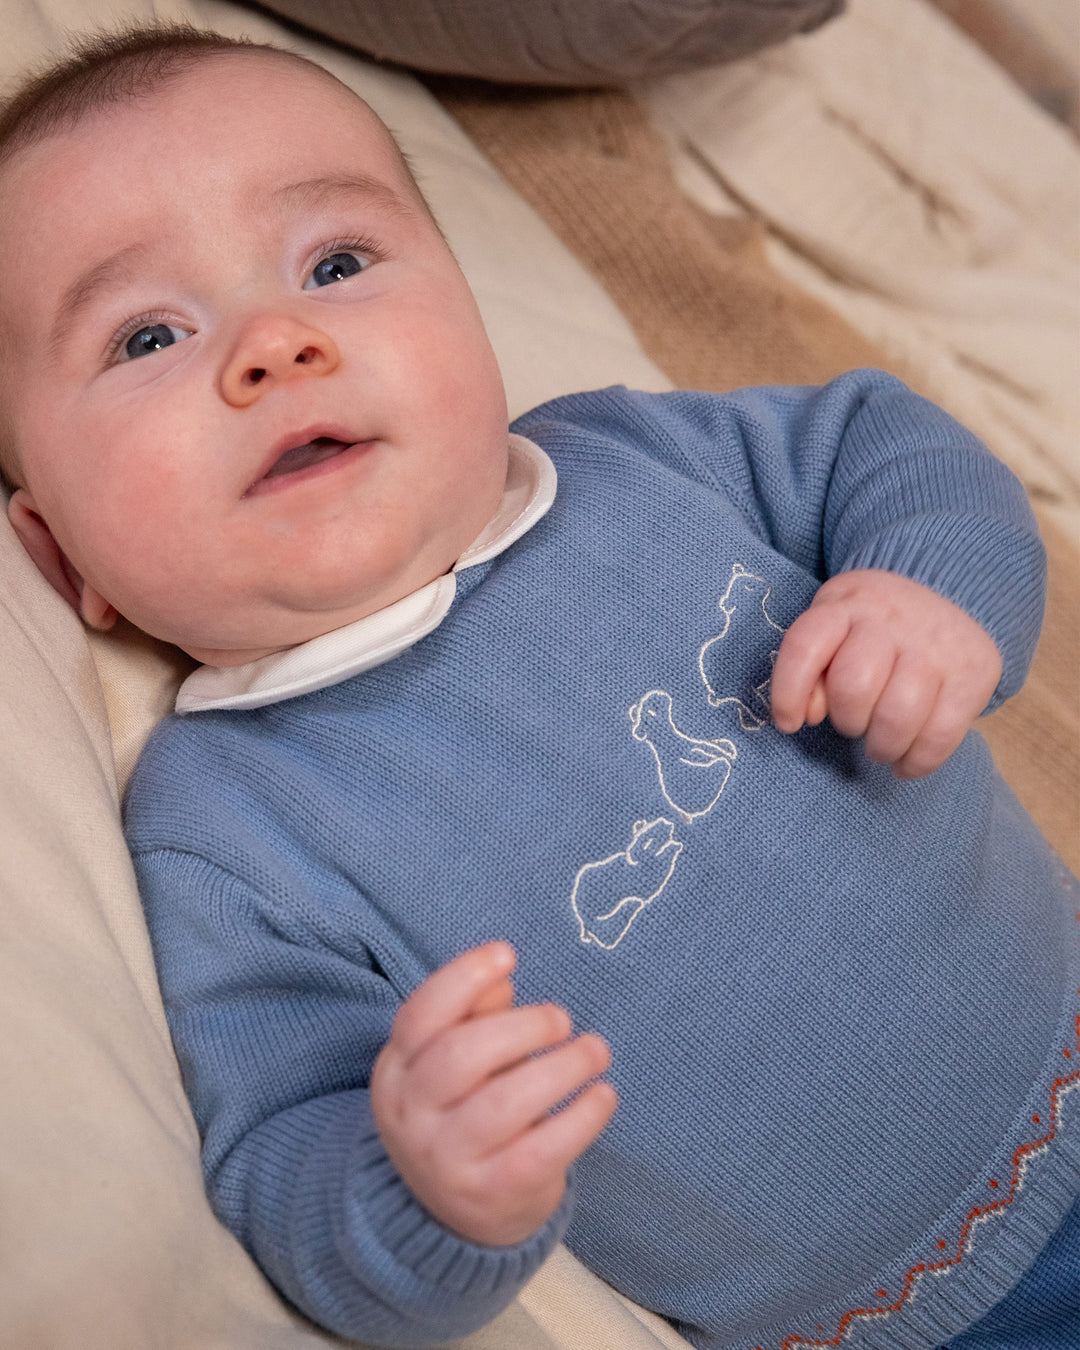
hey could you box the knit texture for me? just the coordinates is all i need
[125,376,1079,1350]
[252,0,843,86]
[430,75,1080,872]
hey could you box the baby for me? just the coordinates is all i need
[2,25,1078,1350]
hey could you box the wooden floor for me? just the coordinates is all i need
[926,0,1079,132]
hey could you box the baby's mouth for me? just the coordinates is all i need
[245,427,371,498]
[263,436,350,479]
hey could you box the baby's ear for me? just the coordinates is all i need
[7,490,118,631]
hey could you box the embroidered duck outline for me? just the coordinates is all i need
[571,818,683,949]
[629,690,737,824]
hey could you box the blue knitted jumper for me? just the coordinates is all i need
[124,373,1080,1350]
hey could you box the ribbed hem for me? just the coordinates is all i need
[854,1130,1080,1350]
[746,889,1080,1350]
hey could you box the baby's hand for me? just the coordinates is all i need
[770,570,1002,778]
[370,941,616,1247]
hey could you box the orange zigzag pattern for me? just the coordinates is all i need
[756,911,1080,1350]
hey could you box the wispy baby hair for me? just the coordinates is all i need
[0,23,304,170]
[0,21,429,190]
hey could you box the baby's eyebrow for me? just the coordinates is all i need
[49,242,149,352]
[264,173,414,219]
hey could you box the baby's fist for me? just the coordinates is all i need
[371,942,616,1248]
[770,570,1001,778]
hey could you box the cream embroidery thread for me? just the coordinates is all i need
[571,819,683,950]
[629,690,737,824]
[571,560,776,950]
[699,563,784,729]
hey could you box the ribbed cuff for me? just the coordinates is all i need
[227,1090,571,1347]
[347,1103,572,1300]
[839,513,1046,713]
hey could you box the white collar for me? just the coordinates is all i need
[176,434,556,714]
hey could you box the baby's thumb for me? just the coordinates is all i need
[805,677,828,727]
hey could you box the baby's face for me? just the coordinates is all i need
[0,53,509,663]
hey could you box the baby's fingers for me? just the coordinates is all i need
[449,1080,618,1247]
[805,678,828,728]
[413,1003,574,1110]
[389,942,516,1066]
[771,607,851,733]
[863,657,940,767]
[822,628,898,739]
[458,1033,613,1157]
[891,689,974,779]
[497,1078,619,1181]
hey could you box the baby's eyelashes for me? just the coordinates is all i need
[102,240,377,367]
[109,314,194,364]
[301,232,387,290]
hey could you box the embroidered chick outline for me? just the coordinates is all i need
[698,563,784,729]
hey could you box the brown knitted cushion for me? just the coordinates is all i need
[245,0,844,85]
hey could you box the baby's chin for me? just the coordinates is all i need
[146,615,341,669]
[177,612,366,667]
[142,489,504,666]
[179,638,297,668]
[167,572,451,668]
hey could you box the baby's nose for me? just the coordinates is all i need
[244,345,320,386]
[220,314,340,407]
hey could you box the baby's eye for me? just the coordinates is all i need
[304,251,368,289]
[119,322,192,363]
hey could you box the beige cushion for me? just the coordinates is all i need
[0,518,335,1350]
[0,1,690,1347]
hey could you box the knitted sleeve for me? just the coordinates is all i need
[132,846,569,1347]
[517,371,1047,708]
